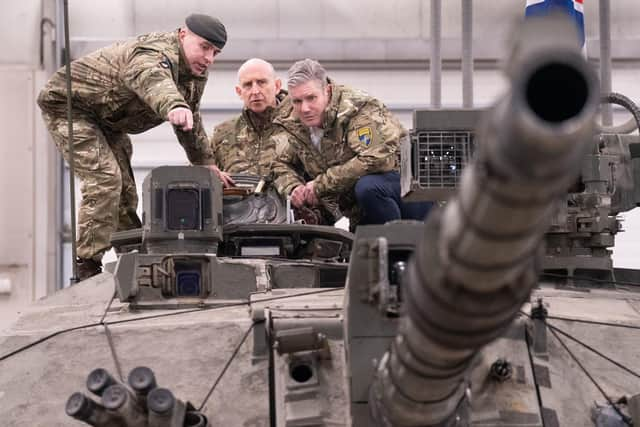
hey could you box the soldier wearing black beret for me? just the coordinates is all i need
[185,14,227,50]
[37,14,230,280]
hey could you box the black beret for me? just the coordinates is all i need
[185,14,227,50]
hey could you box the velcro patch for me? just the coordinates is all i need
[357,127,372,146]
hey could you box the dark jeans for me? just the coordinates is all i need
[354,172,433,225]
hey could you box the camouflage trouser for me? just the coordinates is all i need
[41,109,140,261]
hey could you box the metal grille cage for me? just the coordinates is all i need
[414,130,474,188]
[401,109,483,201]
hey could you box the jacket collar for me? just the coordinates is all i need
[320,78,341,130]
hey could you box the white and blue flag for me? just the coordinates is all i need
[525,0,585,50]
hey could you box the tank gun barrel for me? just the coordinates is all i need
[370,15,599,426]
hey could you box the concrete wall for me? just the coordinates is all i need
[0,68,36,323]
[0,2,57,328]
[0,3,42,66]
[66,0,640,61]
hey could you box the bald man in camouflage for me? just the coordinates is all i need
[210,58,289,177]
[38,14,230,280]
[272,59,432,228]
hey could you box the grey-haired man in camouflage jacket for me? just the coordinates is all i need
[271,59,432,228]
[37,14,228,279]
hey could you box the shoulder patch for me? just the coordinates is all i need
[357,127,372,146]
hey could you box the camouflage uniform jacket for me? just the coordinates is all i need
[37,30,213,164]
[271,82,404,214]
[210,90,290,175]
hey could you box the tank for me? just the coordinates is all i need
[2,14,640,427]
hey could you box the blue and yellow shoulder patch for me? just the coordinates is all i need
[357,127,372,146]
